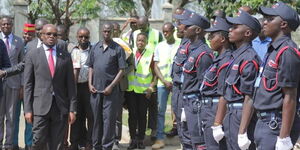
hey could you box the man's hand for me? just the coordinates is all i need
[68,112,76,125]
[163,81,173,90]
[25,112,33,124]
[238,133,251,150]
[103,85,113,96]
[211,125,225,143]
[19,86,24,99]
[89,84,97,94]
[145,87,153,99]
[276,136,293,150]
[0,70,6,78]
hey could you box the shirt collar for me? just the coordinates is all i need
[269,35,290,51]
[43,44,57,51]
[1,32,13,39]
[214,49,231,62]
[232,43,251,58]
[253,36,272,43]
[189,39,205,50]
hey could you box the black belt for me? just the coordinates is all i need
[257,110,282,130]
[227,102,243,109]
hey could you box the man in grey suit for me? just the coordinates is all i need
[23,24,77,150]
[0,16,24,150]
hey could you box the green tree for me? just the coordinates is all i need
[199,0,300,19]
[26,0,101,35]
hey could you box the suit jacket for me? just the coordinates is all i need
[0,34,24,89]
[5,38,68,77]
[0,39,11,97]
[24,45,77,116]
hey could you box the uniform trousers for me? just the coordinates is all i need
[70,82,93,149]
[0,82,19,149]
[171,85,192,150]
[223,103,256,150]
[126,91,149,141]
[200,97,227,150]
[254,110,300,150]
[91,86,120,150]
[148,92,157,131]
[115,92,125,142]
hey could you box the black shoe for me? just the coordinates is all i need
[165,127,178,137]
[12,145,19,150]
[137,140,145,149]
[127,140,137,150]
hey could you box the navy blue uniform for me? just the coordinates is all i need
[171,38,192,148]
[182,39,213,148]
[222,43,260,150]
[253,35,300,150]
[200,50,231,150]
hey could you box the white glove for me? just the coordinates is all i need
[181,108,186,122]
[211,125,225,143]
[238,133,251,150]
[276,136,293,150]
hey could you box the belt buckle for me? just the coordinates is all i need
[268,119,278,130]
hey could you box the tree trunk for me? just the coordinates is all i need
[141,0,153,17]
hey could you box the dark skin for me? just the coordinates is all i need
[88,23,124,96]
[136,34,157,99]
[258,19,267,41]
[35,19,49,39]
[25,24,76,125]
[0,17,13,36]
[214,24,254,135]
[23,32,36,43]
[112,23,121,38]
[74,28,90,83]
[154,23,175,90]
[263,15,297,138]
[57,25,68,41]
[137,16,149,33]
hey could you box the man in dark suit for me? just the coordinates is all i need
[0,39,11,93]
[0,16,24,150]
[23,24,77,150]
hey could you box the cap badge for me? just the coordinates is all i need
[272,3,279,8]
[237,10,242,17]
[213,20,218,26]
[188,57,195,62]
[189,12,194,18]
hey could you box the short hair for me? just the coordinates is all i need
[137,32,148,39]
[0,15,13,24]
[163,22,175,30]
[77,27,90,34]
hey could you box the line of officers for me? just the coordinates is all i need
[152,2,300,150]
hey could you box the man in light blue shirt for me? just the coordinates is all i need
[252,18,272,59]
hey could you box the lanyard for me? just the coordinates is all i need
[135,49,146,68]
[259,52,271,77]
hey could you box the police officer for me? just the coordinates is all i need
[171,9,193,149]
[181,12,212,149]
[212,10,261,150]
[200,17,232,150]
[253,2,300,150]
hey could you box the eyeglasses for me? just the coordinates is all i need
[43,32,58,37]
[78,36,90,39]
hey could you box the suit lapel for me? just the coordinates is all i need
[54,48,63,78]
[39,46,52,79]
[9,35,17,57]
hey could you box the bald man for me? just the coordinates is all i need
[24,24,77,150]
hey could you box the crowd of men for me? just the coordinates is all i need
[0,1,300,150]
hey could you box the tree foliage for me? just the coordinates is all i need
[26,0,101,34]
[199,0,300,19]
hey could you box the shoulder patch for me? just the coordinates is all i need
[232,64,239,70]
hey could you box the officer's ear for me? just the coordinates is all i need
[244,28,252,38]
[195,27,202,34]
[280,20,289,30]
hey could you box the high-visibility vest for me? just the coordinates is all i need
[156,40,181,87]
[133,28,160,51]
[127,47,154,93]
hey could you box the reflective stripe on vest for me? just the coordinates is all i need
[127,47,154,93]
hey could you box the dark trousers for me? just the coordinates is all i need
[223,105,256,150]
[32,99,68,150]
[148,92,157,130]
[254,111,300,150]
[126,92,149,140]
[70,82,93,149]
[200,98,227,150]
[115,92,125,141]
[91,86,121,150]
[171,86,192,150]
[182,94,205,149]
[0,82,20,149]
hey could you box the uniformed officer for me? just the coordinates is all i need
[200,16,232,150]
[212,10,261,150]
[253,2,300,150]
[181,12,213,150]
[171,9,193,149]
[86,23,126,150]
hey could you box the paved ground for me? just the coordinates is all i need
[15,107,182,150]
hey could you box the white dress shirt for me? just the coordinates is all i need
[43,44,57,66]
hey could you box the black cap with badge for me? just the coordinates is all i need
[206,16,232,32]
[259,1,300,31]
[180,12,210,29]
[226,10,261,33]
[173,9,192,20]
